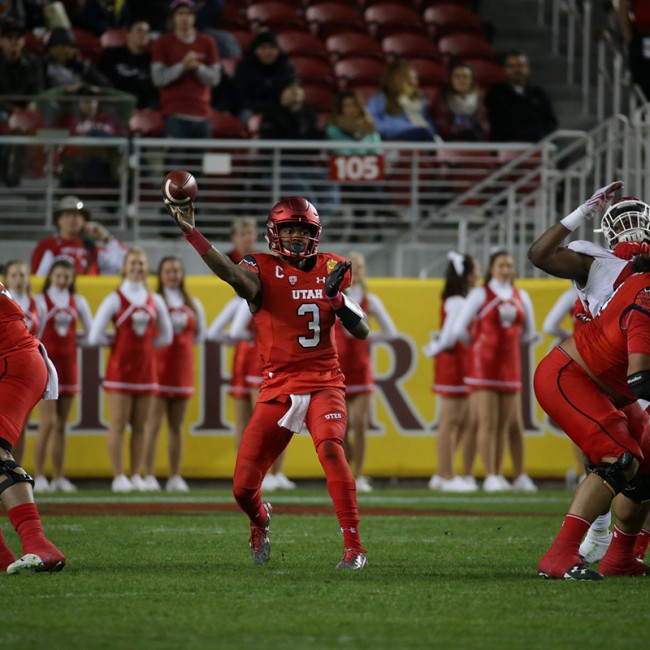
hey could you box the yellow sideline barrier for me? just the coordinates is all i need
[23,276,578,480]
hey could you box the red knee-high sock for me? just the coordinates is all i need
[599,525,647,575]
[0,526,16,570]
[7,503,57,556]
[634,528,650,561]
[232,462,270,527]
[538,514,591,574]
[317,440,364,551]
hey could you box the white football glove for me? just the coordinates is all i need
[560,180,623,231]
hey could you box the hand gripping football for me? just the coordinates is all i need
[161,170,198,206]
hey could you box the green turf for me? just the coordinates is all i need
[4,487,649,650]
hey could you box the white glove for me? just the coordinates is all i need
[422,340,441,358]
[560,180,624,231]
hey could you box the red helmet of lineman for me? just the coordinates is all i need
[600,197,650,248]
[266,197,321,259]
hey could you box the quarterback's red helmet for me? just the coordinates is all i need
[266,197,321,259]
[599,197,650,248]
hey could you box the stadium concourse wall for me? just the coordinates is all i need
[23,276,578,481]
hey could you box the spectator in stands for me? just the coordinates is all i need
[260,77,340,219]
[31,194,127,276]
[0,18,45,186]
[366,59,439,142]
[233,28,295,125]
[43,26,111,90]
[431,62,490,142]
[617,0,650,100]
[151,0,220,139]
[99,19,158,109]
[325,91,381,154]
[485,51,557,142]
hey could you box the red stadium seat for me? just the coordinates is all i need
[360,0,418,8]
[229,29,254,53]
[246,2,307,32]
[305,3,368,40]
[100,28,127,49]
[302,83,336,113]
[420,83,442,112]
[381,33,442,63]
[465,58,506,89]
[290,56,336,88]
[436,148,499,203]
[70,28,102,65]
[418,0,474,8]
[347,83,379,105]
[276,31,329,60]
[334,57,386,92]
[423,4,484,40]
[129,109,164,137]
[216,3,249,30]
[364,3,427,40]
[23,30,44,56]
[210,111,249,138]
[325,32,385,63]
[409,58,447,85]
[437,34,496,62]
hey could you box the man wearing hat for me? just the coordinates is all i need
[233,28,295,125]
[151,0,221,139]
[30,196,126,276]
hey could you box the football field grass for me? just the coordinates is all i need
[5,484,649,650]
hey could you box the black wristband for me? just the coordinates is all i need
[627,370,650,400]
[334,293,364,332]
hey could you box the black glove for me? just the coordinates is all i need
[325,261,351,298]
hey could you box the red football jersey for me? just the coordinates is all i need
[574,272,650,401]
[0,282,39,358]
[240,252,352,400]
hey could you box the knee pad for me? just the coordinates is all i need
[0,459,34,494]
[589,451,635,496]
[622,473,650,503]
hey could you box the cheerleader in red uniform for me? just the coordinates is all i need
[142,256,205,492]
[33,260,92,493]
[88,247,173,493]
[334,252,397,493]
[423,252,480,493]
[453,249,537,492]
[3,259,43,465]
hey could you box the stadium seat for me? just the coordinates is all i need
[305,4,368,40]
[290,56,336,88]
[210,111,249,138]
[347,83,379,105]
[436,148,499,204]
[215,3,249,30]
[465,58,506,89]
[417,0,474,8]
[359,0,418,8]
[246,2,308,32]
[276,31,329,60]
[423,4,484,40]
[129,109,164,137]
[334,57,386,92]
[302,83,336,113]
[409,58,447,85]
[220,56,240,78]
[229,29,254,53]
[381,33,442,63]
[71,28,102,65]
[420,83,442,112]
[325,33,385,63]
[100,28,127,49]
[23,30,44,56]
[437,34,496,62]
[364,4,427,40]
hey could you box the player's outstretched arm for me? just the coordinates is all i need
[528,181,623,282]
[166,201,261,302]
[325,261,369,339]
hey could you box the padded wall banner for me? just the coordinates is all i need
[24,276,578,480]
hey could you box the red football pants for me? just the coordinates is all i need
[0,347,47,451]
[534,347,650,469]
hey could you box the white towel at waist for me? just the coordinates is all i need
[277,394,311,433]
[38,342,59,400]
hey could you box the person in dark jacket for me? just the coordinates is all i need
[485,51,557,142]
[233,29,295,125]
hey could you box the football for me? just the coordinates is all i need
[161,170,198,205]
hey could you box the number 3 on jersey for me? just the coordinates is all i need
[297,303,321,348]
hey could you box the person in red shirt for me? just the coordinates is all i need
[0,281,65,574]
[33,259,93,494]
[142,256,205,492]
[535,259,650,579]
[168,195,370,569]
[151,0,221,140]
[2,259,42,465]
[31,195,126,277]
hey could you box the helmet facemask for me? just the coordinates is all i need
[265,197,321,260]
[599,199,650,248]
